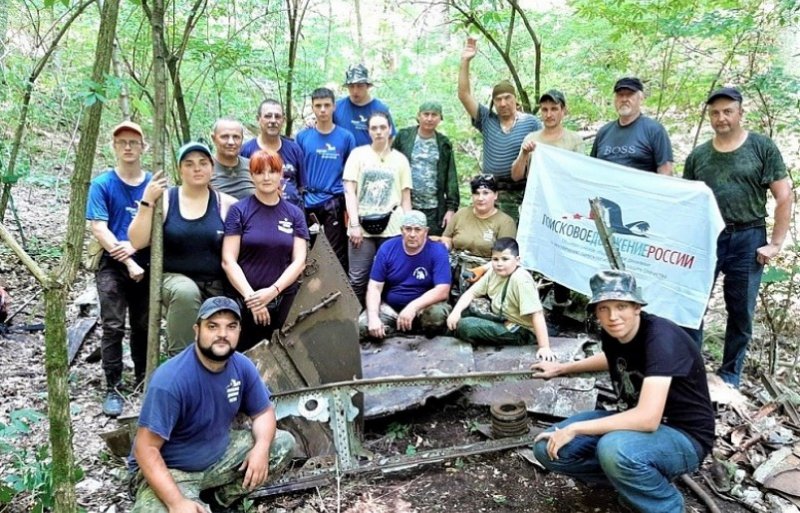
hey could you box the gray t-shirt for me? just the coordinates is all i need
[590,115,672,172]
[683,132,787,224]
[472,104,541,180]
[410,135,439,209]
[211,156,254,200]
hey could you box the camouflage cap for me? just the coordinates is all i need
[587,270,647,311]
[344,64,372,85]
[197,296,241,322]
[539,89,566,107]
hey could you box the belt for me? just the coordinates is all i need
[723,219,765,233]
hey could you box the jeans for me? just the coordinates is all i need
[161,273,226,356]
[688,227,765,386]
[348,236,389,304]
[533,410,700,513]
[95,256,149,388]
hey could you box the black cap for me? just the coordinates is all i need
[706,87,743,105]
[613,77,644,93]
[539,89,566,107]
[196,297,241,322]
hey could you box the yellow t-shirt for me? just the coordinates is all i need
[471,267,542,328]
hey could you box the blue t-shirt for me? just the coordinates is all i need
[129,345,271,472]
[332,97,396,147]
[224,196,309,291]
[296,126,356,208]
[86,169,152,265]
[370,237,451,311]
[86,169,152,241]
[240,137,305,208]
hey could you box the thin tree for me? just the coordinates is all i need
[0,0,120,510]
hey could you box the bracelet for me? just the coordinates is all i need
[273,284,281,294]
[138,200,152,208]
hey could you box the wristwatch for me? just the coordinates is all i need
[138,200,152,208]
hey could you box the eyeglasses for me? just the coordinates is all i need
[114,140,142,148]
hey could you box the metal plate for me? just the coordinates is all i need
[360,335,474,418]
[466,337,598,418]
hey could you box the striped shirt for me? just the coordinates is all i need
[472,104,541,180]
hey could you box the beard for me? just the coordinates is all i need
[197,339,234,362]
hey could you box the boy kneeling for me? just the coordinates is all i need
[447,237,555,360]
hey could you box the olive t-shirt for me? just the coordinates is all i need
[683,133,787,224]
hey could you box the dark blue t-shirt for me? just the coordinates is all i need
[370,237,450,311]
[296,126,356,208]
[332,97,395,147]
[129,345,271,472]
[240,137,304,208]
[590,115,673,173]
[224,196,309,291]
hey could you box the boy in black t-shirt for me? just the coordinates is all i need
[531,270,714,513]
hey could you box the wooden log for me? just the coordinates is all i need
[67,317,97,365]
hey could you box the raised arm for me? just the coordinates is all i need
[458,37,480,120]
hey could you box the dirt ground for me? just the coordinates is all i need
[0,182,753,513]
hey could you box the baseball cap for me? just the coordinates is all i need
[344,64,372,85]
[586,270,647,311]
[197,297,241,322]
[177,141,212,163]
[401,210,428,228]
[613,77,644,93]
[706,87,743,104]
[112,120,144,138]
[539,89,566,107]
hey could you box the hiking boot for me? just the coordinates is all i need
[102,389,124,417]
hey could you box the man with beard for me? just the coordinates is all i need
[590,77,673,175]
[128,297,295,512]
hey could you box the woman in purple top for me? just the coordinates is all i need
[222,150,310,351]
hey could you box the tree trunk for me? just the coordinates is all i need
[143,0,168,384]
[2,1,124,511]
[353,0,364,62]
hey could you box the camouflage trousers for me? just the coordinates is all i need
[495,190,523,224]
[130,429,295,512]
[455,306,535,347]
[358,301,452,339]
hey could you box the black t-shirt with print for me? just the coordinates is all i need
[601,312,715,457]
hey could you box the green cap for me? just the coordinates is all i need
[539,89,566,107]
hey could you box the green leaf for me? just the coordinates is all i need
[404,444,417,455]
[762,266,791,284]
[0,484,16,503]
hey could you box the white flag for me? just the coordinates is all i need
[518,144,724,328]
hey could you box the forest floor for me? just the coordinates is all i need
[0,179,775,513]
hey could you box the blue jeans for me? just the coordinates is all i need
[533,410,700,513]
[689,227,766,386]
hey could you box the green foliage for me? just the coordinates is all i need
[385,421,410,443]
[0,408,84,512]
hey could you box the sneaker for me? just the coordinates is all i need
[102,389,124,417]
